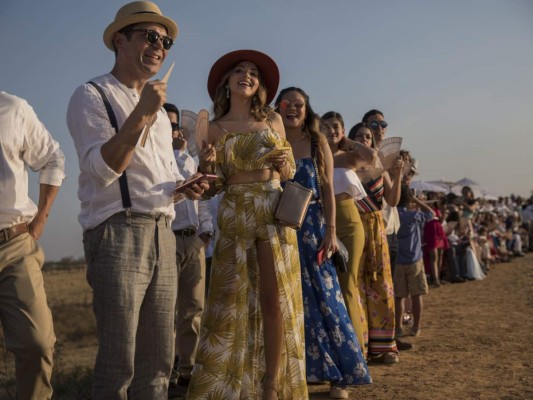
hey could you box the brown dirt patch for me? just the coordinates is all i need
[0,255,531,399]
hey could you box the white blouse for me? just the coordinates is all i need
[333,168,366,201]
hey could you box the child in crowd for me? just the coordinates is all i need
[394,185,435,337]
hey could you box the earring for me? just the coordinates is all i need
[226,85,230,99]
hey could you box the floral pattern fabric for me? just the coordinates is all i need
[290,158,371,386]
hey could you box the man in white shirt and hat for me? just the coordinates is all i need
[67,2,208,398]
[0,91,65,399]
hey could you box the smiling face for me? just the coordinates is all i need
[114,22,169,78]
[227,61,260,99]
[278,90,306,129]
[366,113,387,146]
[323,117,345,145]
[353,126,374,148]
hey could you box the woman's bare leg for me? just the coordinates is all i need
[256,240,283,400]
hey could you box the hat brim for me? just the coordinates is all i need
[103,14,178,51]
[207,50,279,104]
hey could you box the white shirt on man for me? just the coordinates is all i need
[171,150,213,234]
[67,73,183,231]
[0,92,65,229]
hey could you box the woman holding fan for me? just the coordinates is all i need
[188,50,306,400]
[350,122,404,364]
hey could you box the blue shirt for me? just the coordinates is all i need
[397,208,434,264]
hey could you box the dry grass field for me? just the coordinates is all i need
[0,254,532,399]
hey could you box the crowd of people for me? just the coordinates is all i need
[1,1,532,400]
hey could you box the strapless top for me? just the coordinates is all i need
[214,128,296,183]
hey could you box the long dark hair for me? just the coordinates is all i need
[348,122,376,148]
[362,109,384,123]
[322,111,345,128]
[275,87,327,183]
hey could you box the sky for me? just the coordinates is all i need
[1,0,532,261]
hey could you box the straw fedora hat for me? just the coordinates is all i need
[103,1,178,51]
[207,49,279,104]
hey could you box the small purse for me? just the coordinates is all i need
[275,181,313,230]
[332,240,349,273]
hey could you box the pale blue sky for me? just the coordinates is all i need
[1,0,532,260]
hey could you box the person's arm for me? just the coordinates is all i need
[197,199,214,246]
[319,139,338,254]
[340,138,377,169]
[19,97,65,240]
[411,196,436,218]
[383,158,404,206]
[29,184,60,240]
[270,112,294,181]
[100,80,167,174]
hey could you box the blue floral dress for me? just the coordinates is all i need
[290,157,371,386]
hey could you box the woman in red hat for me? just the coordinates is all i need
[187,50,307,400]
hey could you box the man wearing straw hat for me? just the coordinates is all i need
[67,2,208,398]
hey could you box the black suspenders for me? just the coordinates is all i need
[86,81,132,209]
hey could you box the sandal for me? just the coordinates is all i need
[262,373,279,400]
[382,352,399,364]
[330,383,349,399]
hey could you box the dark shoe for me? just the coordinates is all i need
[451,276,466,283]
[168,376,190,400]
[396,339,414,351]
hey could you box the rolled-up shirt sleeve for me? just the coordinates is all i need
[21,99,66,186]
[67,84,121,187]
[198,199,213,235]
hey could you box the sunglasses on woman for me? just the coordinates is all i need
[369,121,388,130]
[128,29,174,50]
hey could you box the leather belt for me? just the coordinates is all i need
[0,223,29,244]
[173,228,197,237]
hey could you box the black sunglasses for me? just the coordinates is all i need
[129,29,174,50]
[369,121,388,130]
[170,122,180,131]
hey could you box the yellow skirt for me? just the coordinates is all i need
[359,210,397,355]
[187,181,308,399]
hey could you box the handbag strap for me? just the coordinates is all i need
[311,140,326,205]
[311,140,325,216]
[87,81,132,209]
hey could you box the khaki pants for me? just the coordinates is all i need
[173,234,206,379]
[0,233,55,400]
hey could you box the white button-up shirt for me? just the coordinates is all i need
[171,150,213,235]
[0,92,65,229]
[382,200,400,235]
[67,74,183,231]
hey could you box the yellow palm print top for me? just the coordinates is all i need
[214,127,296,183]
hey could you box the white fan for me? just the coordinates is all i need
[195,109,209,153]
[378,137,403,171]
[180,109,210,157]
[180,110,199,157]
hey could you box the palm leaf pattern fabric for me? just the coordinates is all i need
[187,129,308,399]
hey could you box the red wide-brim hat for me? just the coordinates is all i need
[207,49,279,104]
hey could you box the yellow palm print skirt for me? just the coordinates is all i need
[187,180,308,399]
